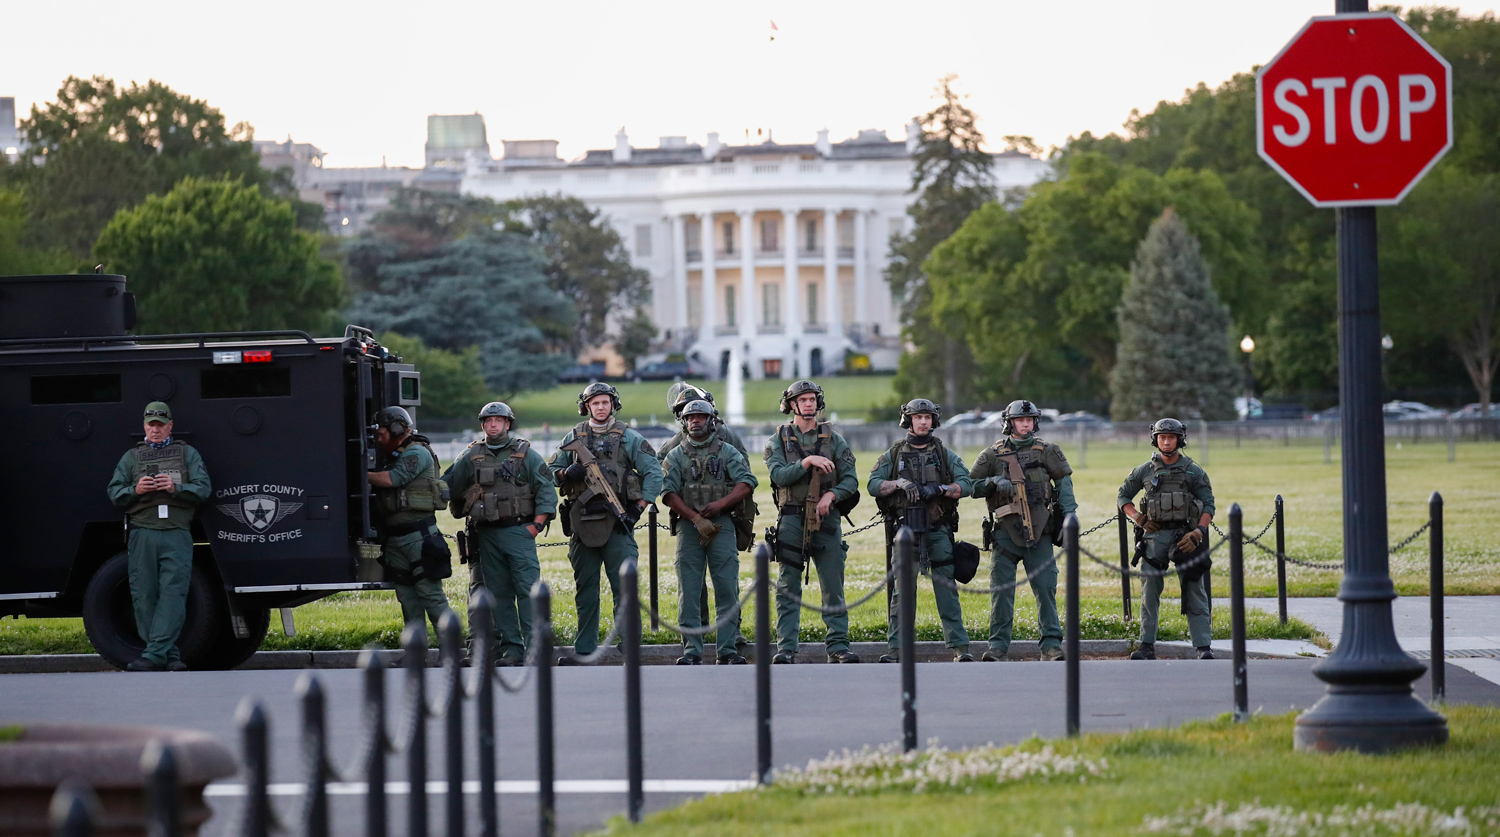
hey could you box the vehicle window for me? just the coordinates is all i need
[201,366,292,399]
[31,373,123,405]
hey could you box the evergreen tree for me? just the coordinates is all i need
[1109,210,1238,421]
[886,74,994,408]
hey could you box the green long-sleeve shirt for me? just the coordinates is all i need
[1116,453,1216,519]
[764,422,858,505]
[443,436,559,517]
[548,422,664,502]
[661,437,758,499]
[107,442,211,530]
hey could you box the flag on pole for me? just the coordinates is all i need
[770,19,778,41]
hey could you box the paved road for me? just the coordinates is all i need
[4,660,1496,836]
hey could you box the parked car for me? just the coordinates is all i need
[556,362,607,383]
[1235,397,1264,419]
[1449,403,1494,418]
[943,411,993,429]
[1383,400,1446,420]
[1054,411,1110,426]
[1311,406,1340,423]
[632,361,693,382]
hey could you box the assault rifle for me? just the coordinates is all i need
[560,438,632,528]
[993,451,1036,546]
[802,466,823,564]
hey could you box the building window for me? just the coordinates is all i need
[805,218,818,252]
[762,283,781,326]
[839,217,854,248]
[760,219,779,253]
[634,224,653,258]
[806,282,819,325]
[722,221,735,255]
[762,358,782,378]
[686,223,701,254]
[724,284,736,327]
[687,285,702,329]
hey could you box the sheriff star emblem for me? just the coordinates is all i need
[218,494,302,533]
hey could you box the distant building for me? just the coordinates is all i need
[1,97,22,163]
[463,125,1050,379]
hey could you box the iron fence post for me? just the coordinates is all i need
[532,581,557,837]
[469,592,497,837]
[359,647,388,837]
[49,781,101,837]
[1065,514,1080,738]
[1276,495,1288,625]
[1117,513,1132,622]
[296,673,329,837]
[235,699,270,837]
[1431,492,1445,704]
[648,504,660,631]
[754,542,772,785]
[1231,504,1249,722]
[622,561,644,823]
[896,526,917,752]
[141,739,180,837]
[401,623,429,837]
[439,613,465,837]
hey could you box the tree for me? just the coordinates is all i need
[499,194,652,357]
[345,231,575,398]
[8,76,320,260]
[375,333,489,420]
[1383,168,1500,415]
[93,177,343,334]
[1109,210,1239,421]
[615,308,659,372]
[887,74,995,408]
[0,189,71,275]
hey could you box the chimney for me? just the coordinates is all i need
[905,119,922,153]
[704,131,721,160]
[815,128,831,157]
[613,127,631,163]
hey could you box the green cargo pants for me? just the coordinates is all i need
[469,524,541,662]
[127,527,194,666]
[569,528,640,655]
[887,528,969,651]
[383,531,453,636]
[1139,531,1213,647]
[773,513,850,656]
[987,536,1061,655]
[675,512,742,660]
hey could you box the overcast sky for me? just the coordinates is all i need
[7,1,1498,168]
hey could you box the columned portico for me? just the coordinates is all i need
[670,214,688,342]
[697,212,716,343]
[853,209,869,330]
[781,208,802,376]
[824,208,841,337]
[737,210,756,374]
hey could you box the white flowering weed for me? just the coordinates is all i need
[772,738,1107,795]
[1142,799,1500,836]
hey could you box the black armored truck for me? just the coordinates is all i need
[0,274,419,669]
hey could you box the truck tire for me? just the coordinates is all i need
[193,605,270,670]
[81,552,221,670]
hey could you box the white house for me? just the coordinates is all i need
[462,125,1049,380]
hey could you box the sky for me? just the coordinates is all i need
[6,1,1499,169]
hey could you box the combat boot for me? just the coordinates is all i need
[717,654,748,665]
[1129,642,1156,660]
[166,660,189,672]
[981,649,1006,662]
[126,658,163,672]
[828,650,862,664]
[772,652,796,664]
[675,654,702,665]
[954,650,975,662]
[1041,647,1065,661]
[878,652,899,664]
[1196,646,1216,660]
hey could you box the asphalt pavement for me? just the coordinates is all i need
[4,657,1496,836]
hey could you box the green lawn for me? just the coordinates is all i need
[2,437,1494,656]
[600,705,1500,836]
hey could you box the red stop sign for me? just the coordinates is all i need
[1257,13,1452,207]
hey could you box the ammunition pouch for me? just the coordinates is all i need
[951,539,982,584]
[420,530,453,581]
[378,516,451,584]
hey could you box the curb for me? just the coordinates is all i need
[0,640,1304,674]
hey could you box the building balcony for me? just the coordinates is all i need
[757,323,784,335]
[803,323,828,334]
[685,249,702,263]
[714,325,740,336]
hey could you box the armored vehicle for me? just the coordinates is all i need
[0,274,419,669]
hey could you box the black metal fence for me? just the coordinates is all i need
[47,494,1450,836]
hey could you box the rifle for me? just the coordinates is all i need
[904,501,931,568]
[802,466,823,566]
[1131,522,1145,567]
[560,438,632,528]
[993,451,1036,546]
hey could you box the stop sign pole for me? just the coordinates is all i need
[1259,0,1448,752]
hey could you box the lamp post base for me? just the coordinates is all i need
[1294,687,1448,753]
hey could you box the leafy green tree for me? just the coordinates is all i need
[376,332,489,420]
[0,189,71,275]
[7,76,319,260]
[346,230,575,398]
[1109,210,1239,421]
[615,308,659,372]
[887,74,995,408]
[93,176,343,334]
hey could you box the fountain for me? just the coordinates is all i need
[726,348,747,426]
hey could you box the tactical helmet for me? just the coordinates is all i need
[1000,399,1042,436]
[779,380,825,415]
[899,398,942,430]
[670,385,713,416]
[1150,417,1188,449]
[577,382,622,416]
[373,406,414,437]
[678,398,716,433]
[665,382,693,411]
[478,401,515,424]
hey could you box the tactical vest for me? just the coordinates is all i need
[772,422,831,508]
[127,441,197,523]
[565,421,642,547]
[462,439,536,524]
[374,436,448,523]
[1142,454,1203,528]
[671,436,759,550]
[876,437,959,528]
[987,437,1058,546]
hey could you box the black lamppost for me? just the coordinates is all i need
[1240,335,1256,420]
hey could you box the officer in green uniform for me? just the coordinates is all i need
[658,383,751,649]
[765,380,861,664]
[106,402,212,672]
[969,399,1077,662]
[1117,418,1217,660]
[444,402,556,665]
[868,399,973,663]
[367,406,454,637]
[550,382,663,663]
[660,399,758,664]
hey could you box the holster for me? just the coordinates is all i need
[1167,527,1211,583]
[769,522,805,570]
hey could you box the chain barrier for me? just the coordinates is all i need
[1211,510,1277,546]
[928,549,1063,595]
[484,627,543,694]
[1241,538,1343,571]
[1390,520,1432,554]
[1079,535,1224,579]
[774,565,899,615]
[555,603,626,665]
[385,664,426,755]
[1079,513,1120,538]
[640,584,755,636]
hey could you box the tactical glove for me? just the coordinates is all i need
[919,483,943,501]
[562,462,588,483]
[892,478,921,506]
[692,515,723,547]
[1142,519,1160,534]
[1175,526,1206,554]
[988,476,1014,501]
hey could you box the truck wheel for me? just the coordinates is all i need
[81,552,221,670]
[192,606,270,670]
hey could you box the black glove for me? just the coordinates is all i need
[562,462,588,483]
[988,476,1014,501]
[919,483,943,501]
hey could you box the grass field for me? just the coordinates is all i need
[601,705,1500,836]
[1,436,1495,656]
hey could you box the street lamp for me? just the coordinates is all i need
[1240,335,1256,420]
[1381,334,1394,400]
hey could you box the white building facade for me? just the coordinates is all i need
[463,126,1049,380]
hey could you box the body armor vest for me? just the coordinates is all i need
[772,422,831,508]
[988,437,1057,546]
[127,441,196,518]
[375,436,448,521]
[565,420,641,547]
[463,440,536,524]
[877,438,959,528]
[672,436,759,550]
[1143,454,1203,528]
